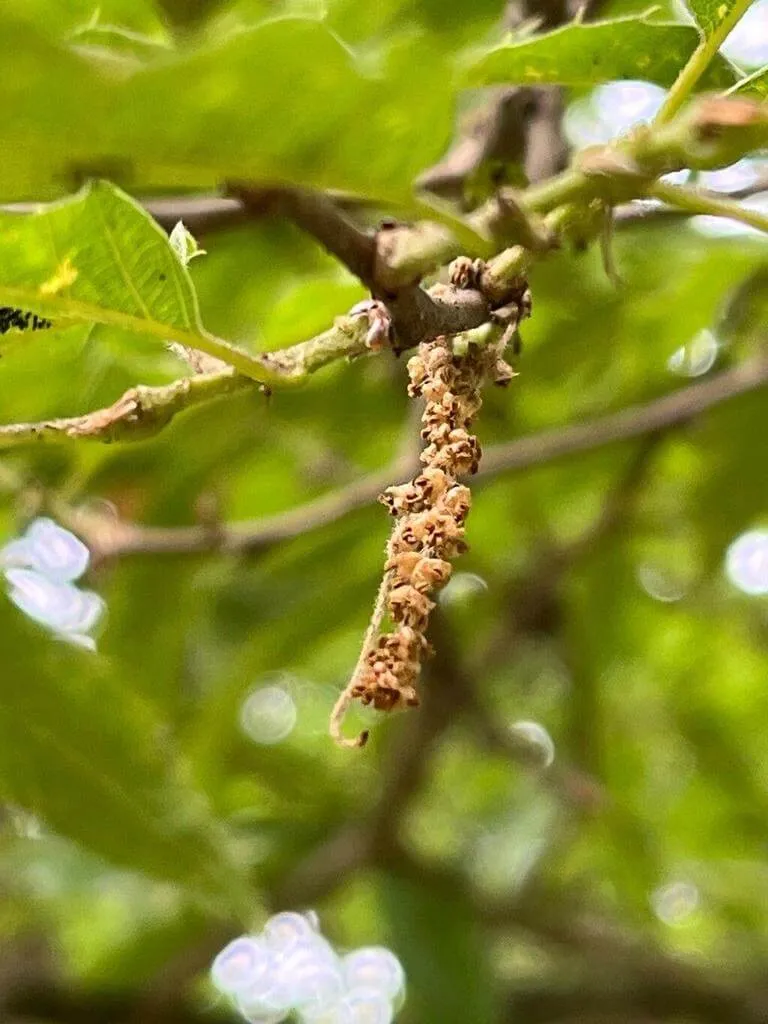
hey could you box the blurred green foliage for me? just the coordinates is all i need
[0,1,767,1023]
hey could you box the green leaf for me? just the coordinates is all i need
[0,181,260,377]
[259,276,365,351]
[123,20,454,202]
[380,874,497,1024]
[0,17,455,203]
[462,15,737,89]
[0,19,114,201]
[0,596,250,912]
[69,23,174,69]
[6,0,166,37]
[684,0,751,37]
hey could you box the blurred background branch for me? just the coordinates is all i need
[51,355,768,560]
[0,1,767,1023]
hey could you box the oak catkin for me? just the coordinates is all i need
[330,261,530,746]
[348,333,500,713]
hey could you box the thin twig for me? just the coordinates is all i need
[646,179,768,234]
[69,459,409,561]
[329,557,393,749]
[614,175,768,227]
[0,287,496,450]
[479,355,768,479]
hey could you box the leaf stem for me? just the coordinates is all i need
[655,0,755,124]
[521,168,592,214]
[722,61,768,95]
[647,179,768,233]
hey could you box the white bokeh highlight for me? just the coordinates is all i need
[212,914,405,1024]
[240,686,298,745]
[667,329,719,378]
[1,518,104,649]
[564,81,667,148]
[23,517,91,582]
[651,880,700,926]
[5,569,104,634]
[699,159,764,194]
[725,530,768,595]
[509,720,556,768]
[636,564,688,604]
[438,572,488,608]
[341,949,405,1002]
[721,0,768,67]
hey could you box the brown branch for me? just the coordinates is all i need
[6,171,759,245]
[233,184,498,348]
[71,458,409,562]
[0,287,496,451]
[1,190,376,237]
[415,87,545,200]
[231,185,377,289]
[417,0,610,202]
[140,194,244,234]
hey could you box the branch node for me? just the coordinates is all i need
[348,299,395,352]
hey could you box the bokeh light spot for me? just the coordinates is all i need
[438,572,488,608]
[508,720,556,768]
[725,530,768,595]
[667,329,719,378]
[651,880,700,926]
[240,685,298,745]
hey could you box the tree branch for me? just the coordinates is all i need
[0,290,496,450]
[0,370,246,448]
[2,100,763,448]
[63,355,768,561]
[70,459,410,561]
[479,355,768,480]
[231,185,377,289]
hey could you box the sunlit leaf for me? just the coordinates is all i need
[463,15,737,88]
[0,181,259,374]
[0,18,455,203]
